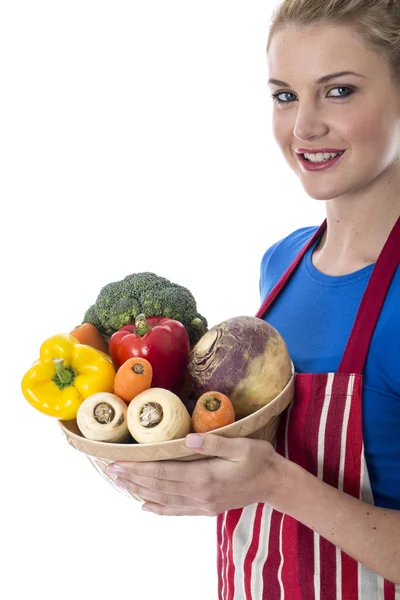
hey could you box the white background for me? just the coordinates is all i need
[1,2,324,599]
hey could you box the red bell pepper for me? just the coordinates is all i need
[109,314,190,395]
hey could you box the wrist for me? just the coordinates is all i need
[262,452,303,511]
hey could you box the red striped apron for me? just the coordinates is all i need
[217,217,400,600]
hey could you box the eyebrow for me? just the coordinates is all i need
[268,71,367,87]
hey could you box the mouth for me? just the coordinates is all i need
[296,150,346,171]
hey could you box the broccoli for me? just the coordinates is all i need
[82,272,208,345]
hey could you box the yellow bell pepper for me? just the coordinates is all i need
[21,333,116,420]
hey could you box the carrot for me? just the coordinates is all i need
[70,323,109,354]
[114,357,153,403]
[192,391,235,433]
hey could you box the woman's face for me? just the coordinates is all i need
[267,24,400,201]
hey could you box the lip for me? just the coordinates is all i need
[297,150,346,172]
[295,148,346,154]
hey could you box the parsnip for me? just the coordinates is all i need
[77,392,129,442]
[127,388,191,443]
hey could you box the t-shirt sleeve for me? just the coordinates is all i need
[259,226,320,303]
[259,239,282,302]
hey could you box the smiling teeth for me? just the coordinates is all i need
[304,152,341,163]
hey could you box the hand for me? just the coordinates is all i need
[106,433,282,516]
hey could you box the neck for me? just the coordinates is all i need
[313,168,400,275]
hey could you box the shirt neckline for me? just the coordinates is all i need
[304,235,375,286]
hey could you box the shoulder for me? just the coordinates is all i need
[259,225,319,298]
[260,225,318,275]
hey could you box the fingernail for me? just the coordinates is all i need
[107,464,126,475]
[186,434,204,448]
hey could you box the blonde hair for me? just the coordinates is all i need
[267,0,400,84]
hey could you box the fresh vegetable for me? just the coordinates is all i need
[21,333,116,421]
[187,316,292,419]
[192,391,235,433]
[69,323,109,354]
[114,357,153,403]
[109,314,190,395]
[82,272,207,346]
[77,392,129,442]
[127,388,191,443]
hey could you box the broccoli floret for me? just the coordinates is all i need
[82,304,102,329]
[81,272,208,345]
[187,313,208,345]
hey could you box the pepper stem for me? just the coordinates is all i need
[135,313,152,336]
[52,358,77,390]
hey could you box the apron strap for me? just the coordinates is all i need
[338,215,400,373]
[255,220,327,319]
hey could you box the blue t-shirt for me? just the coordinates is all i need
[259,226,400,510]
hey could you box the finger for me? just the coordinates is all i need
[185,433,248,460]
[120,473,205,501]
[142,502,213,517]
[106,459,192,482]
[115,477,208,509]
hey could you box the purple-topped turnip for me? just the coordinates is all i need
[187,316,292,419]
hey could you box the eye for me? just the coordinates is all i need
[327,86,354,98]
[270,91,296,104]
[270,86,354,104]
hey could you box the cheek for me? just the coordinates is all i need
[272,113,292,148]
[338,106,391,151]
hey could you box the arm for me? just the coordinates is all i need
[269,454,400,584]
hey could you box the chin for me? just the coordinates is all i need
[301,172,381,201]
[297,181,345,201]
[302,188,341,201]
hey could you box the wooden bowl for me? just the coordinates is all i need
[59,365,295,500]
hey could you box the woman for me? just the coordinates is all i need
[107,0,400,596]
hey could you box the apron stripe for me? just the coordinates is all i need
[386,580,400,600]
[338,376,354,493]
[358,560,379,600]
[310,375,329,600]
[243,503,264,600]
[343,377,363,498]
[280,514,302,597]
[262,509,285,598]
[341,375,361,600]
[319,374,337,600]
[251,503,274,599]
[382,577,398,600]
[233,503,258,599]
[341,553,359,600]
[336,376,353,600]
[217,513,226,600]
[281,401,303,598]
[379,576,385,600]
[336,546,342,600]
[278,515,286,599]
[226,509,243,600]
[321,373,350,600]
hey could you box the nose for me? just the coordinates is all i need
[293,105,329,141]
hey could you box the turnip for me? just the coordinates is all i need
[187,316,292,419]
